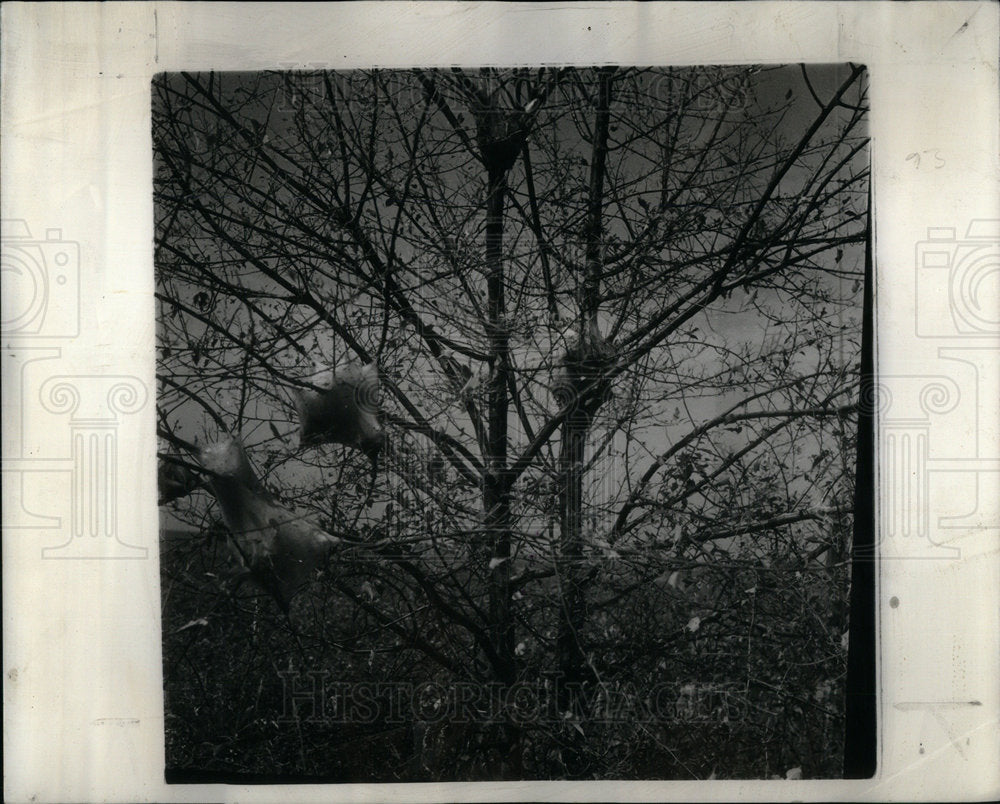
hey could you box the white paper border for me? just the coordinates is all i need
[2,2,998,801]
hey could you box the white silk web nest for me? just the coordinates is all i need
[199,436,339,611]
[157,459,201,505]
[293,361,384,462]
[552,320,615,413]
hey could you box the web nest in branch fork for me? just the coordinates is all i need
[199,436,340,613]
[473,100,537,174]
[157,459,203,505]
[293,361,385,464]
[551,320,616,418]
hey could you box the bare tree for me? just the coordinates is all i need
[155,64,868,781]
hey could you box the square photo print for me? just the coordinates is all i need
[153,64,872,782]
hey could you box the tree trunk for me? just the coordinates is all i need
[556,66,615,779]
[484,164,514,687]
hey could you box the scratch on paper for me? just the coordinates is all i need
[894,701,983,758]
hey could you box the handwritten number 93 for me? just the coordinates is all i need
[906,149,945,169]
